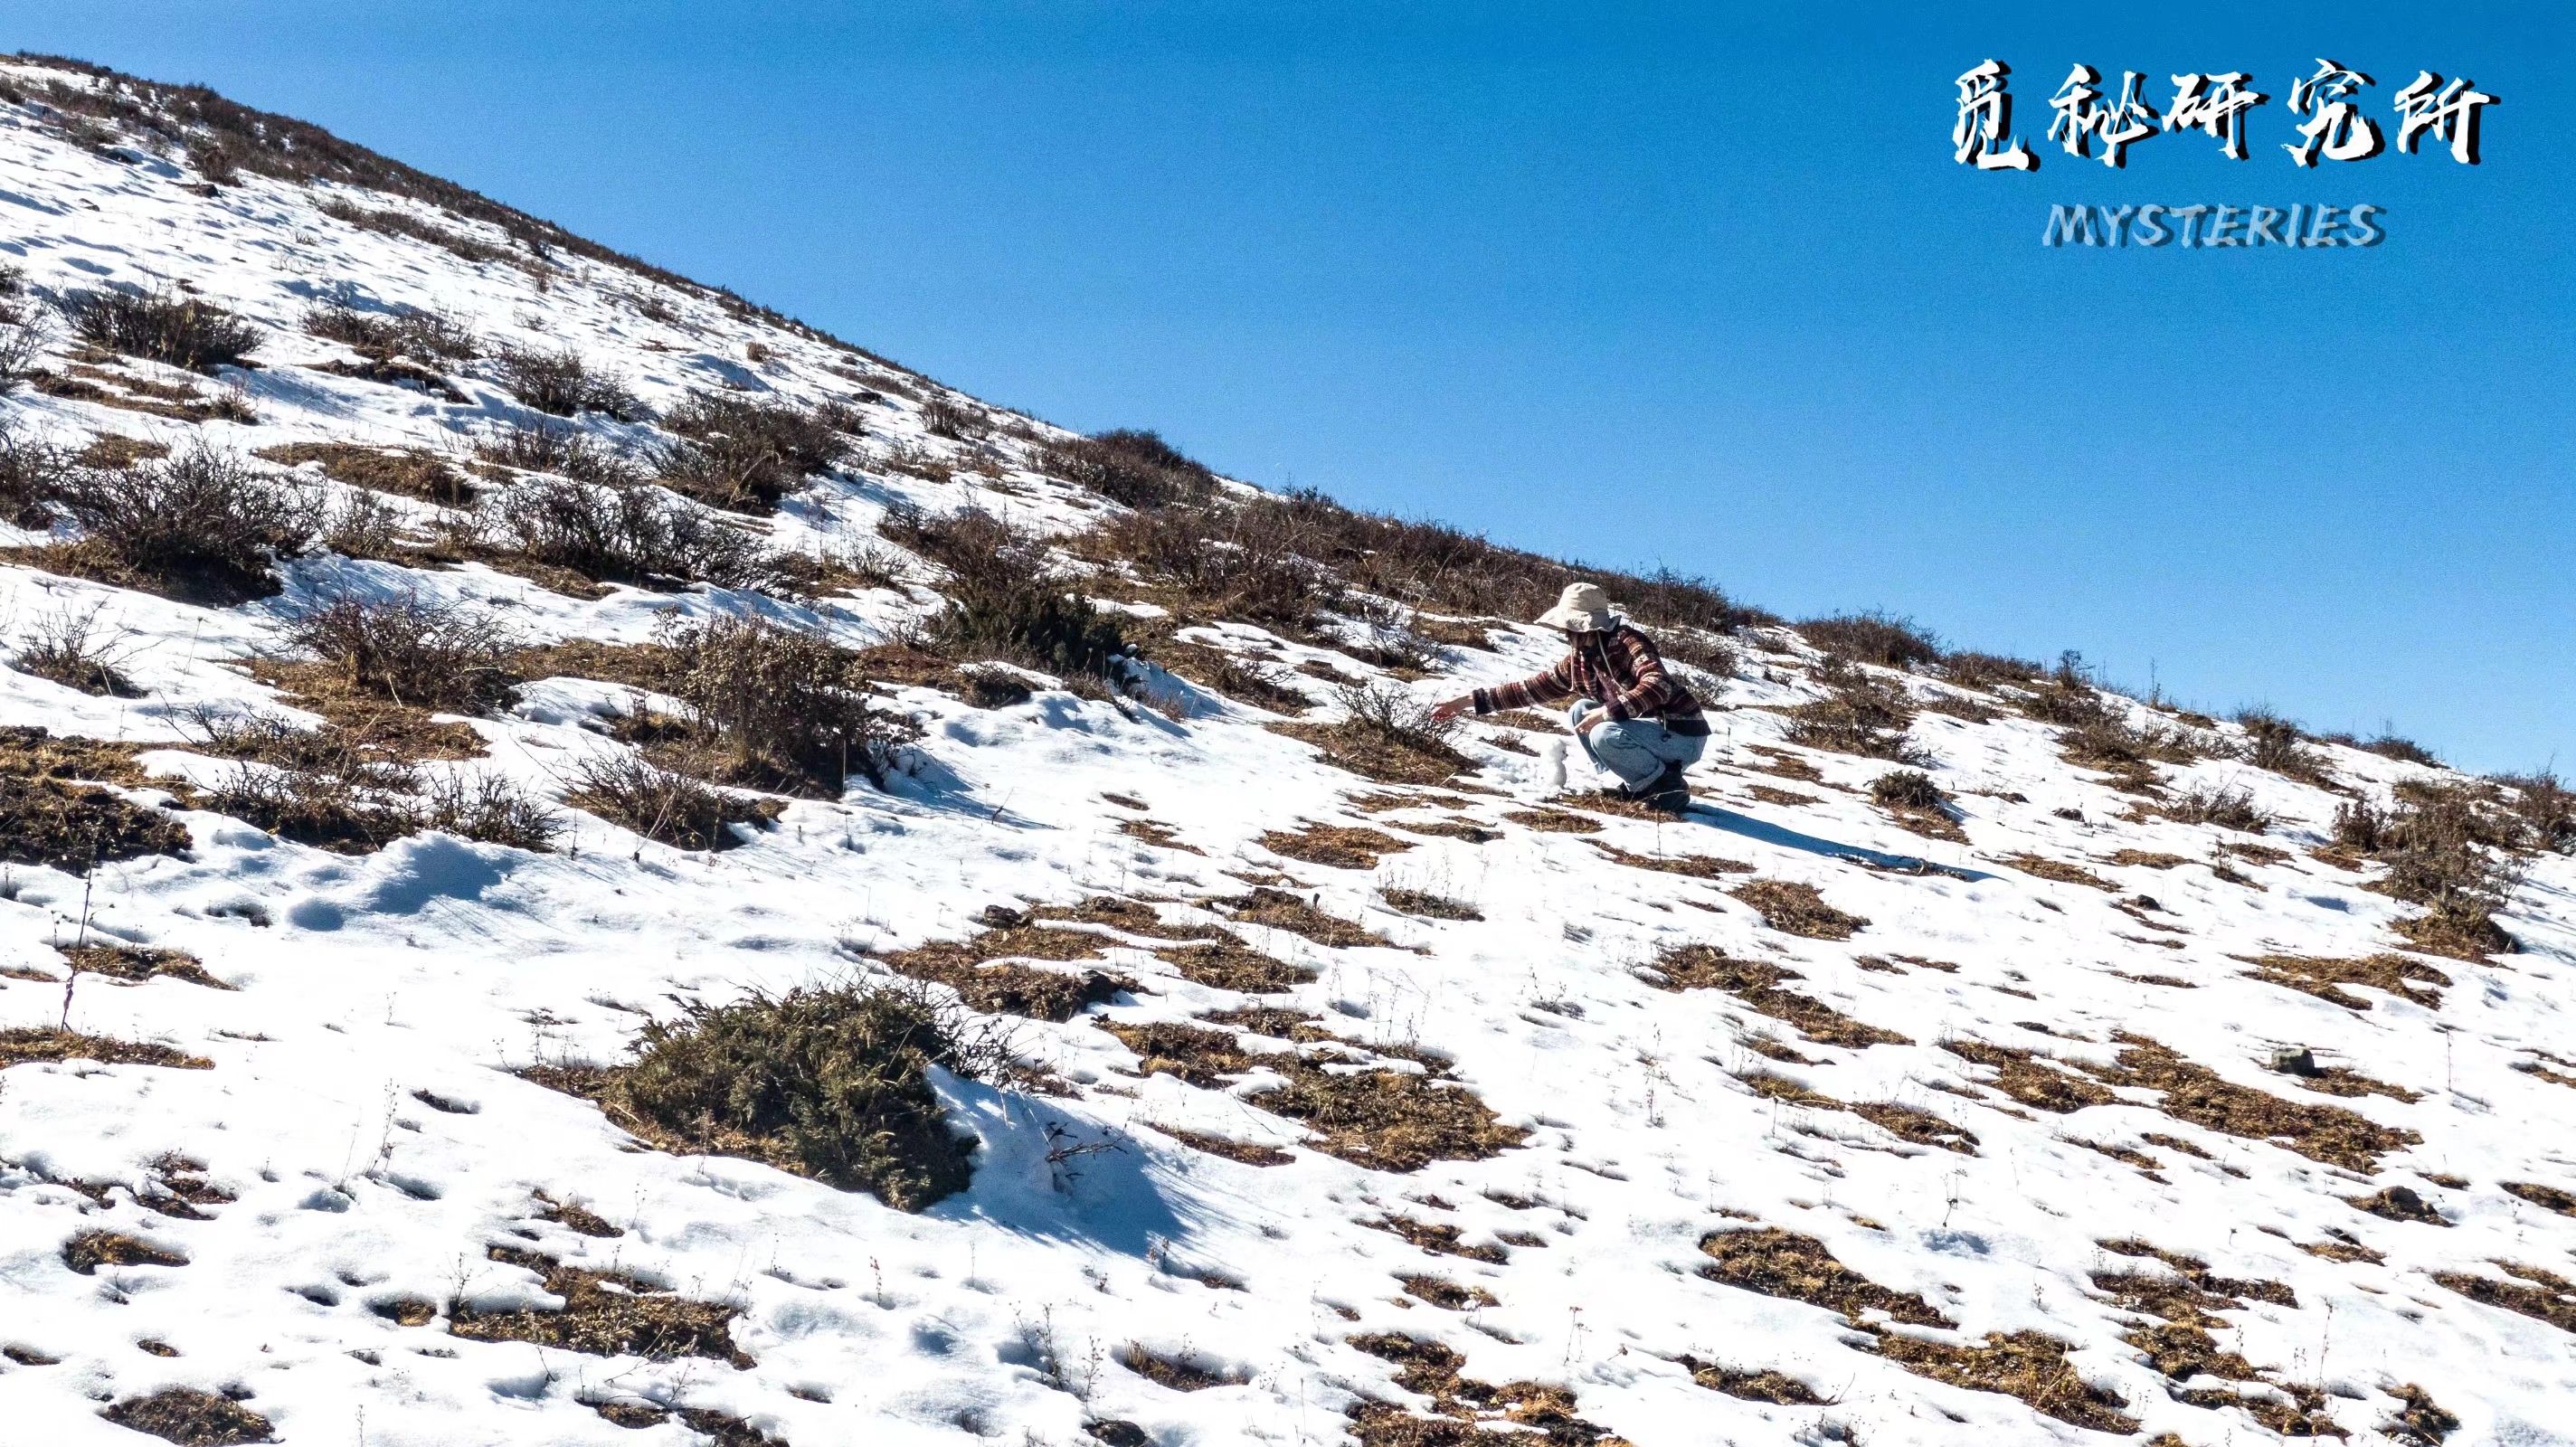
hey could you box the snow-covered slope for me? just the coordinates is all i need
[1,55,2571,1447]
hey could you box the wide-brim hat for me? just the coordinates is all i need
[1534,582,1616,632]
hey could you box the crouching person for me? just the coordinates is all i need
[1429,582,1707,811]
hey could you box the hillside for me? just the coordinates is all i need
[1,53,2572,1447]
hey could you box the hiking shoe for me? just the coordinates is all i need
[1629,761,1690,813]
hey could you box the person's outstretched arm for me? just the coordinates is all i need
[1429,655,1575,722]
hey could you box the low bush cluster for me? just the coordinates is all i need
[564,752,777,851]
[50,445,319,604]
[283,593,522,714]
[1784,657,1925,762]
[1044,428,1217,509]
[490,343,645,421]
[1795,611,1942,669]
[301,301,479,364]
[478,473,766,590]
[62,287,260,372]
[894,510,1131,685]
[653,391,857,513]
[639,613,894,792]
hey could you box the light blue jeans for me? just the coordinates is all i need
[1568,699,1706,790]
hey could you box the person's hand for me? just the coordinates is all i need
[1428,696,1473,722]
[1575,710,1607,733]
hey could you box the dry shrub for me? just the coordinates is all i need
[202,743,558,855]
[478,472,766,589]
[0,306,52,394]
[1869,769,1946,813]
[564,752,776,851]
[48,444,318,605]
[0,762,191,871]
[917,395,983,440]
[1730,879,1868,940]
[2239,952,2448,1011]
[256,440,474,506]
[2003,852,2114,891]
[451,1244,748,1365]
[62,287,260,372]
[302,301,478,363]
[534,981,1004,1209]
[1938,650,2047,690]
[97,1387,272,1446]
[1646,945,1905,1047]
[2080,1033,2419,1172]
[1584,839,1750,878]
[11,601,141,696]
[284,593,521,714]
[2158,784,2270,832]
[654,390,857,513]
[1272,683,1474,786]
[489,342,645,421]
[0,419,74,526]
[1795,611,1941,669]
[2360,787,2524,960]
[474,421,649,487]
[1045,428,1217,509]
[641,614,895,793]
[61,942,227,990]
[2493,771,2576,853]
[1698,1226,1949,1325]
[2234,707,2336,787]
[317,195,512,264]
[1155,939,1316,993]
[1117,1343,1244,1392]
[1078,499,1337,630]
[895,510,1133,685]
[1784,657,1926,762]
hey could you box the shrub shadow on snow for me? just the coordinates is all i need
[287,832,518,930]
[935,1077,1190,1259]
[1687,802,1992,880]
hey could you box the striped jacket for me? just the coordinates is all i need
[1471,620,1709,736]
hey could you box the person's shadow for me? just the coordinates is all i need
[1681,799,1991,880]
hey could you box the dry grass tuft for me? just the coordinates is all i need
[2239,952,2448,1011]
[61,942,227,990]
[1582,839,1751,878]
[1647,945,1907,1047]
[1154,939,1317,993]
[1344,1333,1621,1447]
[564,753,779,851]
[1870,1329,2135,1433]
[1151,1122,1293,1166]
[62,1228,189,1273]
[2383,1385,2461,1444]
[10,601,142,697]
[1398,1274,1499,1310]
[1272,684,1477,786]
[2502,1181,2576,1216]
[1381,885,1482,922]
[2434,1262,2576,1336]
[2003,852,2115,891]
[1941,1038,2116,1113]
[2,1026,210,1071]
[875,918,1134,1021]
[1741,1071,1977,1153]
[1217,887,1388,950]
[451,1244,748,1364]
[98,1387,273,1446]
[1117,1343,1245,1392]
[1680,1358,1824,1404]
[1784,657,1926,762]
[257,440,474,506]
[1698,1226,1950,1325]
[1262,822,1415,870]
[64,287,259,372]
[1729,879,1869,940]
[2080,1034,2420,1172]
[1503,808,1601,834]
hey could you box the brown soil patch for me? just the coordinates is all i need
[2,1028,210,1071]
[241,659,486,761]
[1941,1039,2116,1113]
[99,1388,273,1446]
[1154,938,1316,993]
[2384,1385,2461,1445]
[2239,953,2448,1011]
[1028,896,1222,941]
[1263,822,1415,869]
[74,434,171,470]
[0,733,190,872]
[1270,720,1476,786]
[1698,1226,1950,1325]
[509,638,673,691]
[61,942,228,990]
[534,1189,621,1237]
[1584,839,1750,877]
[584,1403,779,1444]
[2079,1034,2420,1172]
[2003,853,2116,890]
[1119,1343,1245,1392]
[1730,879,1868,939]
[1118,818,1202,853]
[1742,1070,1977,1154]
[1368,1215,1509,1263]
[1646,945,1907,1047]
[62,1229,188,1273]
[1217,887,1389,949]
[1745,784,1822,807]
[1745,745,1825,783]
[1390,816,1502,843]
[450,1244,750,1366]
[256,441,475,506]
[2297,1066,2423,1103]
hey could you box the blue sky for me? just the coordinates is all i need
[8,3,2569,771]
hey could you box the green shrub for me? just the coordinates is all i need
[606,982,1006,1209]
